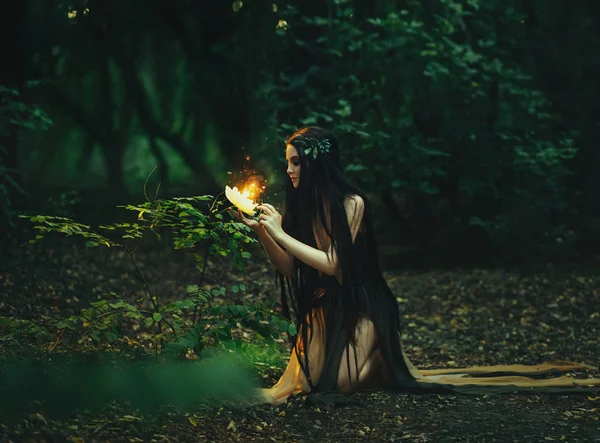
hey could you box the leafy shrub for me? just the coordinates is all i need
[0,317,50,343]
[21,190,293,355]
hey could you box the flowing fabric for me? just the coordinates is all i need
[279,207,600,404]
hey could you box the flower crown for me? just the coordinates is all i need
[303,139,332,160]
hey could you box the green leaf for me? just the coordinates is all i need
[288,323,297,336]
[104,331,118,342]
[241,251,251,259]
[345,163,367,172]
[239,284,247,291]
[144,317,154,327]
[109,301,127,309]
[232,285,239,293]
[85,240,98,247]
[82,309,94,320]
[153,312,163,322]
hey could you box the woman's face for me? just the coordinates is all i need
[286,144,301,188]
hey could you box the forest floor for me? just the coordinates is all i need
[1,238,599,442]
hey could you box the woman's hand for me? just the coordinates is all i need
[229,208,261,231]
[257,203,285,242]
[232,203,293,277]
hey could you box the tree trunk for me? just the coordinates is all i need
[102,146,126,197]
[149,137,169,196]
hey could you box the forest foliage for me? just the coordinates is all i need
[2,0,600,261]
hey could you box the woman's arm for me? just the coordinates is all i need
[229,209,294,278]
[275,232,337,276]
[258,196,364,276]
[254,224,294,278]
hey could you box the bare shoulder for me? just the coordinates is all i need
[345,194,365,211]
[344,194,365,220]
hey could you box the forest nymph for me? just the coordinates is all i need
[231,126,600,405]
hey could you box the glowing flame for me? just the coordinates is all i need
[241,182,260,201]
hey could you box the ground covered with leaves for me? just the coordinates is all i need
[1,239,599,442]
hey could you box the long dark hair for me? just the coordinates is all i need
[278,126,384,389]
[282,126,364,276]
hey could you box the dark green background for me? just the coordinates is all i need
[2,0,599,266]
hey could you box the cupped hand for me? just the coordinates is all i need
[228,207,260,231]
[256,203,285,241]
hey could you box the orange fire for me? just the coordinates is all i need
[239,179,265,202]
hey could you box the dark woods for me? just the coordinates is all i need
[2,0,600,266]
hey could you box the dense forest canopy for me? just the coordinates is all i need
[2,0,600,263]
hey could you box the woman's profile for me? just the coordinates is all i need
[232,126,600,405]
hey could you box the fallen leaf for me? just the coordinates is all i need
[120,415,142,422]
